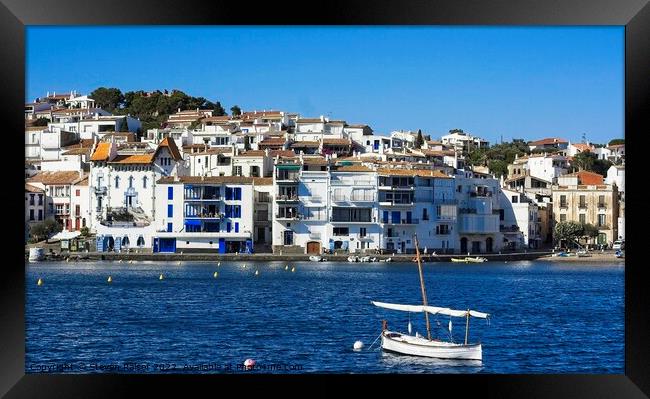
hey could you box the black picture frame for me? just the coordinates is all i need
[2,0,648,397]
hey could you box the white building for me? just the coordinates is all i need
[152,176,271,253]
[508,153,569,184]
[605,165,624,194]
[499,188,541,249]
[441,130,490,154]
[26,171,89,232]
[25,183,46,230]
[88,137,186,251]
[188,148,233,177]
[25,126,47,160]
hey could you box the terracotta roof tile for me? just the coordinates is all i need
[529,138,568,146]
[158,137,183,161]
[108,154,155,164]
[27,171,87,185]
[90,142,111,161]
[25,183,44,193]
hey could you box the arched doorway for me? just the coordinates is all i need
[460,237,468,254]
[486,237,493,253]
[122,236,130,248]
[137,236,145,247]
[306,241,321,254]
[106,236,115,251]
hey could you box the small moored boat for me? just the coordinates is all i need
[348,256,359,263]
[29,247,45,263]
[464,257,487,263]
[309,255,323,262]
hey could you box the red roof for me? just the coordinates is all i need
[529,137,568,146]
[157,137,183,161]
[565,171,604,185]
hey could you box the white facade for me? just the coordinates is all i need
[605,165,625,194]
[25,128,46,160]
[499,188,541,249]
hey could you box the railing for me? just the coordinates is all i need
[275,213,301,220]
[470,191,493,197]
[94,186,107,195]
[382,218,419,225]
[559,202,568,208]
[276,195,299,201]
[598,203,606,208]
[500,225,520,232]
[379,185,414,190]
[330,217,375,223]
[578,203,587,209]
[184,213,223,219]
[379,200,414,206]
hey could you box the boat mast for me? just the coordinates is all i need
[464,309,470,345]
[414,234,432,341]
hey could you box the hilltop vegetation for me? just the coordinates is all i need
[89,87,228,133]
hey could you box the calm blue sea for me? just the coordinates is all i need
[25,260,624,374]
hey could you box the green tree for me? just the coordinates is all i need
[32,117,49,126]
[581,223,599,245]
[592,158,613,176]
[554,221,583,247]
[414,129,424,149]
[572,151,596,172]
[488,159,509,178]
[608,138,624,146]
[230,105,242,116]
[30,219,62,243]
[89,87,124,112]
[79,226,90,237]
[212,101,226,116]
[467,148,488,166]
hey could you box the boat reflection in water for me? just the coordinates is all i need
[379,351,483,373]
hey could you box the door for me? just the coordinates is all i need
[460,237,468,254]
[400,241,406,253]
[75,217,80,230]
[486,237,493,253]
[256,227,265,243]
[307,241,321,254]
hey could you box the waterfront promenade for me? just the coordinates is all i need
[25,247,623,263]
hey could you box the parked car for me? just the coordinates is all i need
[612,240,625,250]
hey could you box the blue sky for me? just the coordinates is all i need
[26,26,623,144]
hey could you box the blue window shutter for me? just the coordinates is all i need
[235,222,239,233]
[167,223,172,232]
[225,187,233,200]
[168,204,173,217]
[227,222,231,232]
[234,187,241,200]
[168,186,173,200]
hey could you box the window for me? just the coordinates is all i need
[115,176,120,189]
[233,205,241,218]
[234,166,242,176]
[128,176,134,188]
[38,194,43,205]
[598,214,606,227]
[422,208,429,220]
[511,195,518,203]
[598,195,605,207]
[227,222,232,232]
[560,214,566,222]
[560,195,567,207]
[234,187,242,200]
[225,205,232,218]
[167,204,173,218]
[143,176,148,188]
[235,222,239,233]
[225,187,233,200]
[76,189,80,197]
[167,223,173,232]
[579,195,586,208]
[333,227,349,236]
[168,187,173,200]
[38,210,43,221]
[29,194,35,206]
[579,214,586,224]
[359,227,367,237]
[436,225,450,235]
[499,209,504,221]
[75,205,80,215]
[29,209,34,221]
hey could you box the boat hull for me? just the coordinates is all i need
[28,247,45,262]
[381,331,482,361]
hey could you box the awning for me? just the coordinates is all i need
[371,301,490,319]
[50,230,81,241]
[276,164,300,170]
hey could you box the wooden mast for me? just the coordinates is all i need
[414,234,432,341]
[464,309,470,345]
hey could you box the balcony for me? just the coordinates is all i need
[275,213,301,221]
[500,225,520,232]
[94,186,107,196]
[559,202,568,209]
[379,200,414,207]
[382,218,419,225]
[578,203,587,209]
[379,185,414,191]
[470,191,493,198]
[598,203,606,209]
[184,213,224,220]
[275,194,299,202]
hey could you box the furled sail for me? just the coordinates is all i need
[371,301,490,319]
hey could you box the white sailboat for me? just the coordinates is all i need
[372,234,490,361]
